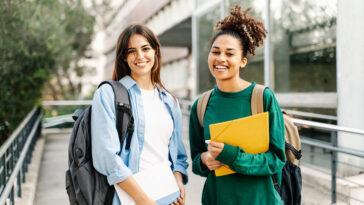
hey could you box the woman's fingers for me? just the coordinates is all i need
[209,141,224,148]
[208,145,223,158]
[207,163,224,170]
[170,196,184,205]
[177,196,184,204]
[205,160,222,166]
[205,159,223,170]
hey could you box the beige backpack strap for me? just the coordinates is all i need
[251,84,266,115]
[196,89,213,127]
[283,113,302,165]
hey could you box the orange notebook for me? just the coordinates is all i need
[209,112,269,176]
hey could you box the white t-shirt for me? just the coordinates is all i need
[139,88,174,171]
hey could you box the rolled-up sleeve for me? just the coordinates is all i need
[173,101,189,184]
[91,84,132,185]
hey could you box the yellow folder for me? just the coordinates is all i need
[209,112,269,176]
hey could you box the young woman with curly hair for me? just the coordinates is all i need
[189,6,285,205]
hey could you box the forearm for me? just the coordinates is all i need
[216,144,285,176]
[173,171,183,183]
[117,176,149,202]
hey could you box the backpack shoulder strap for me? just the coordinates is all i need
[98,80,130,107]
[251,84,267,115]
[196,89,213,128]
[98,80,134,149]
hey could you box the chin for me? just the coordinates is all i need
[212,72,229,80]
[132,66,153,74]
[214,74,234,82]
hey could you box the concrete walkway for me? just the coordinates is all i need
[31,123,205,205]
[29,118,356,205]
[33,131,69,205]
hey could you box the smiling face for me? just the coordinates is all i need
[126,34,156,79]
[208,34,247,82]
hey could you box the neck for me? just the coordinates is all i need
[216,76,250,92]
[131,73,154,90]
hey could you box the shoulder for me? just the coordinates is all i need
[191,98,199,113]
[263,87,275,100]
[191,89,210,110]
[160,90,181,110]
[262,87,281,110]
[97,83,113,93]
[93,83,115,104]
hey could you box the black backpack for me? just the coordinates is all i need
[196,84,302,205]
[65,80,134,205]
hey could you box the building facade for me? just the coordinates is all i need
[89,0,364,177]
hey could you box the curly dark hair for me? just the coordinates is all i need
[211,5,267,57]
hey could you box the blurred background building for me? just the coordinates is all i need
[87,0,364,175]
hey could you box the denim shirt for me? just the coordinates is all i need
[91,76,188,205]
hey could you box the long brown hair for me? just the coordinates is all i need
[112,24,165,89]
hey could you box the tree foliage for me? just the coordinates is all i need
[0,0,95,135]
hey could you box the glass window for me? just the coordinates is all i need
[197,0,213,7]
[196,6,221,93]
[272,0,337,92]
[225,0,266,84]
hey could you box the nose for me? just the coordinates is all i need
[216,54,226,63]
[216,55,226,63]
[135,49,144,60]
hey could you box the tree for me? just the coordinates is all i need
[0,0,95,136]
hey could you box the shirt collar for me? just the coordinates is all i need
[156,85,167,96]
[119,75,137,90]
[119,75,168,96]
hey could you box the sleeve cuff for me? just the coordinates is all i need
[216,144,239,166]
[107,168,133,185]
[192,154,210,176]
[173,165,189,184]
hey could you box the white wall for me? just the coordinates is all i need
[337,0,364,176]
[161,58,190,98]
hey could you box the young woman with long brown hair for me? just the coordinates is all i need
[91,24,188,205]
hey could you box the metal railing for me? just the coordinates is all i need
[293,118,364,204]
[42,100,91,129]
[179,100,364,204]
[0,107,42,205]
[36,99,364,204]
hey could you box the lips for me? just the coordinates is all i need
[214,65,228,71]
[135,61,148,67]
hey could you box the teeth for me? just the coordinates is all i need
[136,62,147,66]
[215,65,227,69]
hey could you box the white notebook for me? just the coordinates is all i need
[114,162,180,205]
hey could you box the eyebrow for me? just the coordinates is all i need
[212,46,236,51]
[128,44,150,51]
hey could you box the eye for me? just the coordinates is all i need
[127,49,135,54]
[211,51,220,55]
[142,47,151,52]
[226,53,234,57]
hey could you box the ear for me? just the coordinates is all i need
[240,57,248,68]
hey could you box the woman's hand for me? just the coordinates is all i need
[171,172,185,205]
[201,151,223,170]
[208,141,224,158]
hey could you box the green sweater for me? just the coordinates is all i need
[189,83,286,205]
